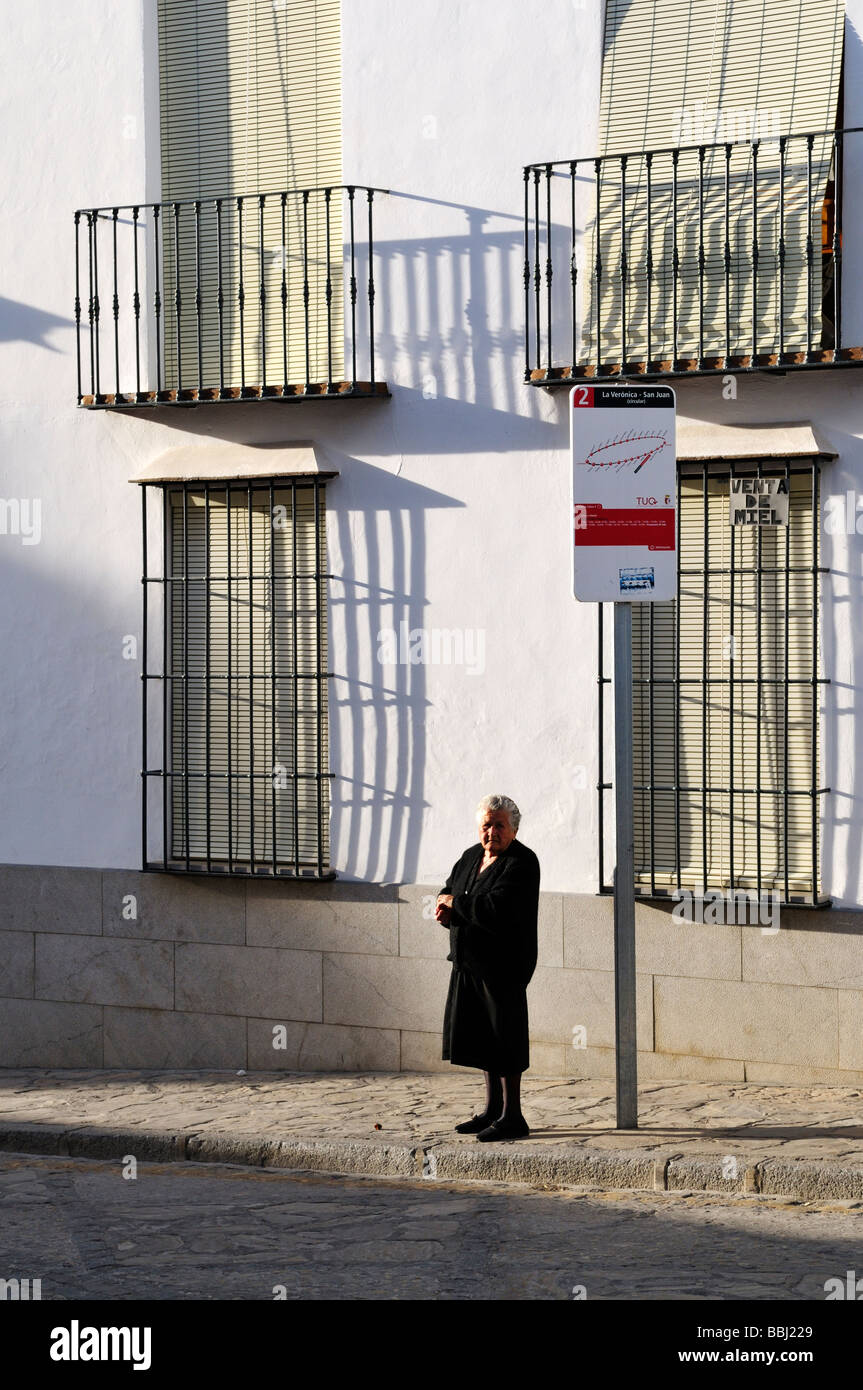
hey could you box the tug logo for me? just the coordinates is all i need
[49,1321,152,1371]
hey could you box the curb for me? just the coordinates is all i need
[1,1124,862,1202]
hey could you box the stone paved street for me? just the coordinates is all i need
[2,1153,863,1301]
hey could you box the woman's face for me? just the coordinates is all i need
[478,808,516,855]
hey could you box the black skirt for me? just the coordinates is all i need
[441,966,530,1073]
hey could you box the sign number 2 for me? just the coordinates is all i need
[574,386,592,406]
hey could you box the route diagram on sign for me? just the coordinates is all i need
[579,430,670,476]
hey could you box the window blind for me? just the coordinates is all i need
[168,483,329,871]
[585,0,845,362]
[631,464,820,897]
[157,0,343,388]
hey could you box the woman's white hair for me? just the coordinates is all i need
[476,794,521,833]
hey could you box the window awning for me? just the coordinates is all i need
[129,441,338,484]
[676,419,837,462]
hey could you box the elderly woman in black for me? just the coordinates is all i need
[435,794,540,1140]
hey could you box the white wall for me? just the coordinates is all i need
[2,0,863,906]
[0,1,156,871]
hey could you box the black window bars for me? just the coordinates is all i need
[75,185,389,407]
[597,458,830,906]
[140,477,334,879]
[524,127,862,384]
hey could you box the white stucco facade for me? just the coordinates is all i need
[4,0,861,897]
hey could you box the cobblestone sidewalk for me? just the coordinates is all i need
[1,1069,863,1200]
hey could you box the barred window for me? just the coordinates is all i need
[141,477,331,877]
[598,458,828,906]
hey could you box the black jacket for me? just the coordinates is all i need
[439,838,540,989]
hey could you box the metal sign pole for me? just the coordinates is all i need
[570,382,675,1131]
[613,600,638,1129]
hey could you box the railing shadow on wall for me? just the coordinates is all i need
[111,404,467,886]
[351,192,561,428]
[0,297,73,352]
[818,433,863,909]
[324,457,464,885]
[90,188,604,882]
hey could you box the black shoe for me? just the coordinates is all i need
[476,1115,530,1142]
[455,1113,500,1134]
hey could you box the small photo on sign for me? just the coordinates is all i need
[620,566,655,591]
[729,477,789,526]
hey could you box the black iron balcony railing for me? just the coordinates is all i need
[75,184,389,407]
[524,126,863,385]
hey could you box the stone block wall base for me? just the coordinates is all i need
[2,865,862,1080]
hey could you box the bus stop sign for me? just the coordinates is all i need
[571,384,677,602]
